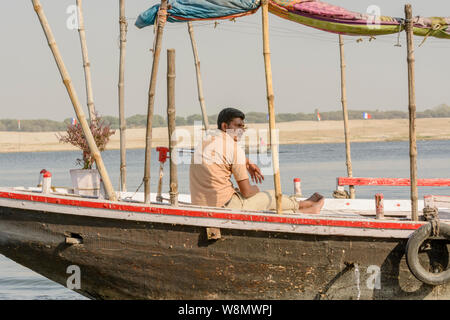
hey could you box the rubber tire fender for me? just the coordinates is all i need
[406,223,450,286]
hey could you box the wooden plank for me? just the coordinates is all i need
[338,177,450,187]
[206,227,221,240]
[424,195,450,208]
[348,210,416,218]
[0,194,423,239]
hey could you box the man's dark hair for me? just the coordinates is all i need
[217,108,245,129]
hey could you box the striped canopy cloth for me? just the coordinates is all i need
[135,0,450,39]
[269,0,450,39]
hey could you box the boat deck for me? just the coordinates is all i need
[6,186,450,223]
[1,186,449,240]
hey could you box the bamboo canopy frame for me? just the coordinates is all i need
[139,1,282,212]
[167,49,179,206]
[138,1,282,212]
[118,0,127,192]
[261,0,283,214]
[143,0,168,204]
[187,22,210,132]
[76,0,96,121]
[32,0,423,219]
[338,34,355,199]
[31,0,117,201]
[335,4,419,217]
[405,4,419,221]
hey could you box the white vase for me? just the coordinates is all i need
[69,169,104,198]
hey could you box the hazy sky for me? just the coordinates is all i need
[1,1,450,121]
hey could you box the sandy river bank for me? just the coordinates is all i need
[1,118,449,153]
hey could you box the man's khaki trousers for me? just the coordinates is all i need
[225,190,298,213]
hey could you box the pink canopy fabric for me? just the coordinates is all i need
[269,0,450,38]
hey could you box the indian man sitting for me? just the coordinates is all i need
[189,108,324,213]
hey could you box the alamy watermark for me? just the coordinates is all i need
[366,5,382,30]
[66,265,81,290]
[66,4,79,30]
[171,121,277,176]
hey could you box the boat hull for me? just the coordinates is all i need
[0,201,449,300]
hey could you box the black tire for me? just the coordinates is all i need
[406,223,450,286]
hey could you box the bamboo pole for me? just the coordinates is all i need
[167,49,179,206]
[156,160,164,202]
[338,35,355,199]
[405,4,418,221]
[261,0,282,214]
[143,0,168,204]
[187,22,210,132]
[76,0,96,121]
[31,0,116,201]
[118,0,127,192]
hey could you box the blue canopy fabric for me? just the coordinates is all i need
[135,0,261,28]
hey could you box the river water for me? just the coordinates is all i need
[1,140,450,299]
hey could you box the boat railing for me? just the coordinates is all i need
[336,177,450,197]
[335,177,450,219]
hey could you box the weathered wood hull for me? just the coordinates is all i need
[0,190,448,300]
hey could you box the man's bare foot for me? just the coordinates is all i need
[296,193,325,214]
[305,192,324,202]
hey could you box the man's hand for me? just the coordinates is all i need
[246,161,264,184]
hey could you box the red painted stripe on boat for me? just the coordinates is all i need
[338,177,450,187]
[0,191,424,231]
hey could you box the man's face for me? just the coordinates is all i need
[222,117,246,141]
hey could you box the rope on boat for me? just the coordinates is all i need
[423,206,440,237]
[122,180,144,202]
[332,189,350,199]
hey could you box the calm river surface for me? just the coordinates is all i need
[1,140,450,299]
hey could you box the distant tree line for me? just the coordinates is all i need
[3,104,450,132]
[0,119,68,132]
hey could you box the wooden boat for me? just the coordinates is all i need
[0,186,448,300]
[6,1,446,300]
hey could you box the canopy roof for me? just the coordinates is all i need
[135,0,450,39]
[135,0,260,27]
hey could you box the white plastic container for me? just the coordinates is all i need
[293,178,302,197]
[70,169,101,197]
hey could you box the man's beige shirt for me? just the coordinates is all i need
[190,130,248,207]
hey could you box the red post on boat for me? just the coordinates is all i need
[375,193,384,219]
[156,147,169,164]
[42,171,52,194]
[156,147,170,202]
